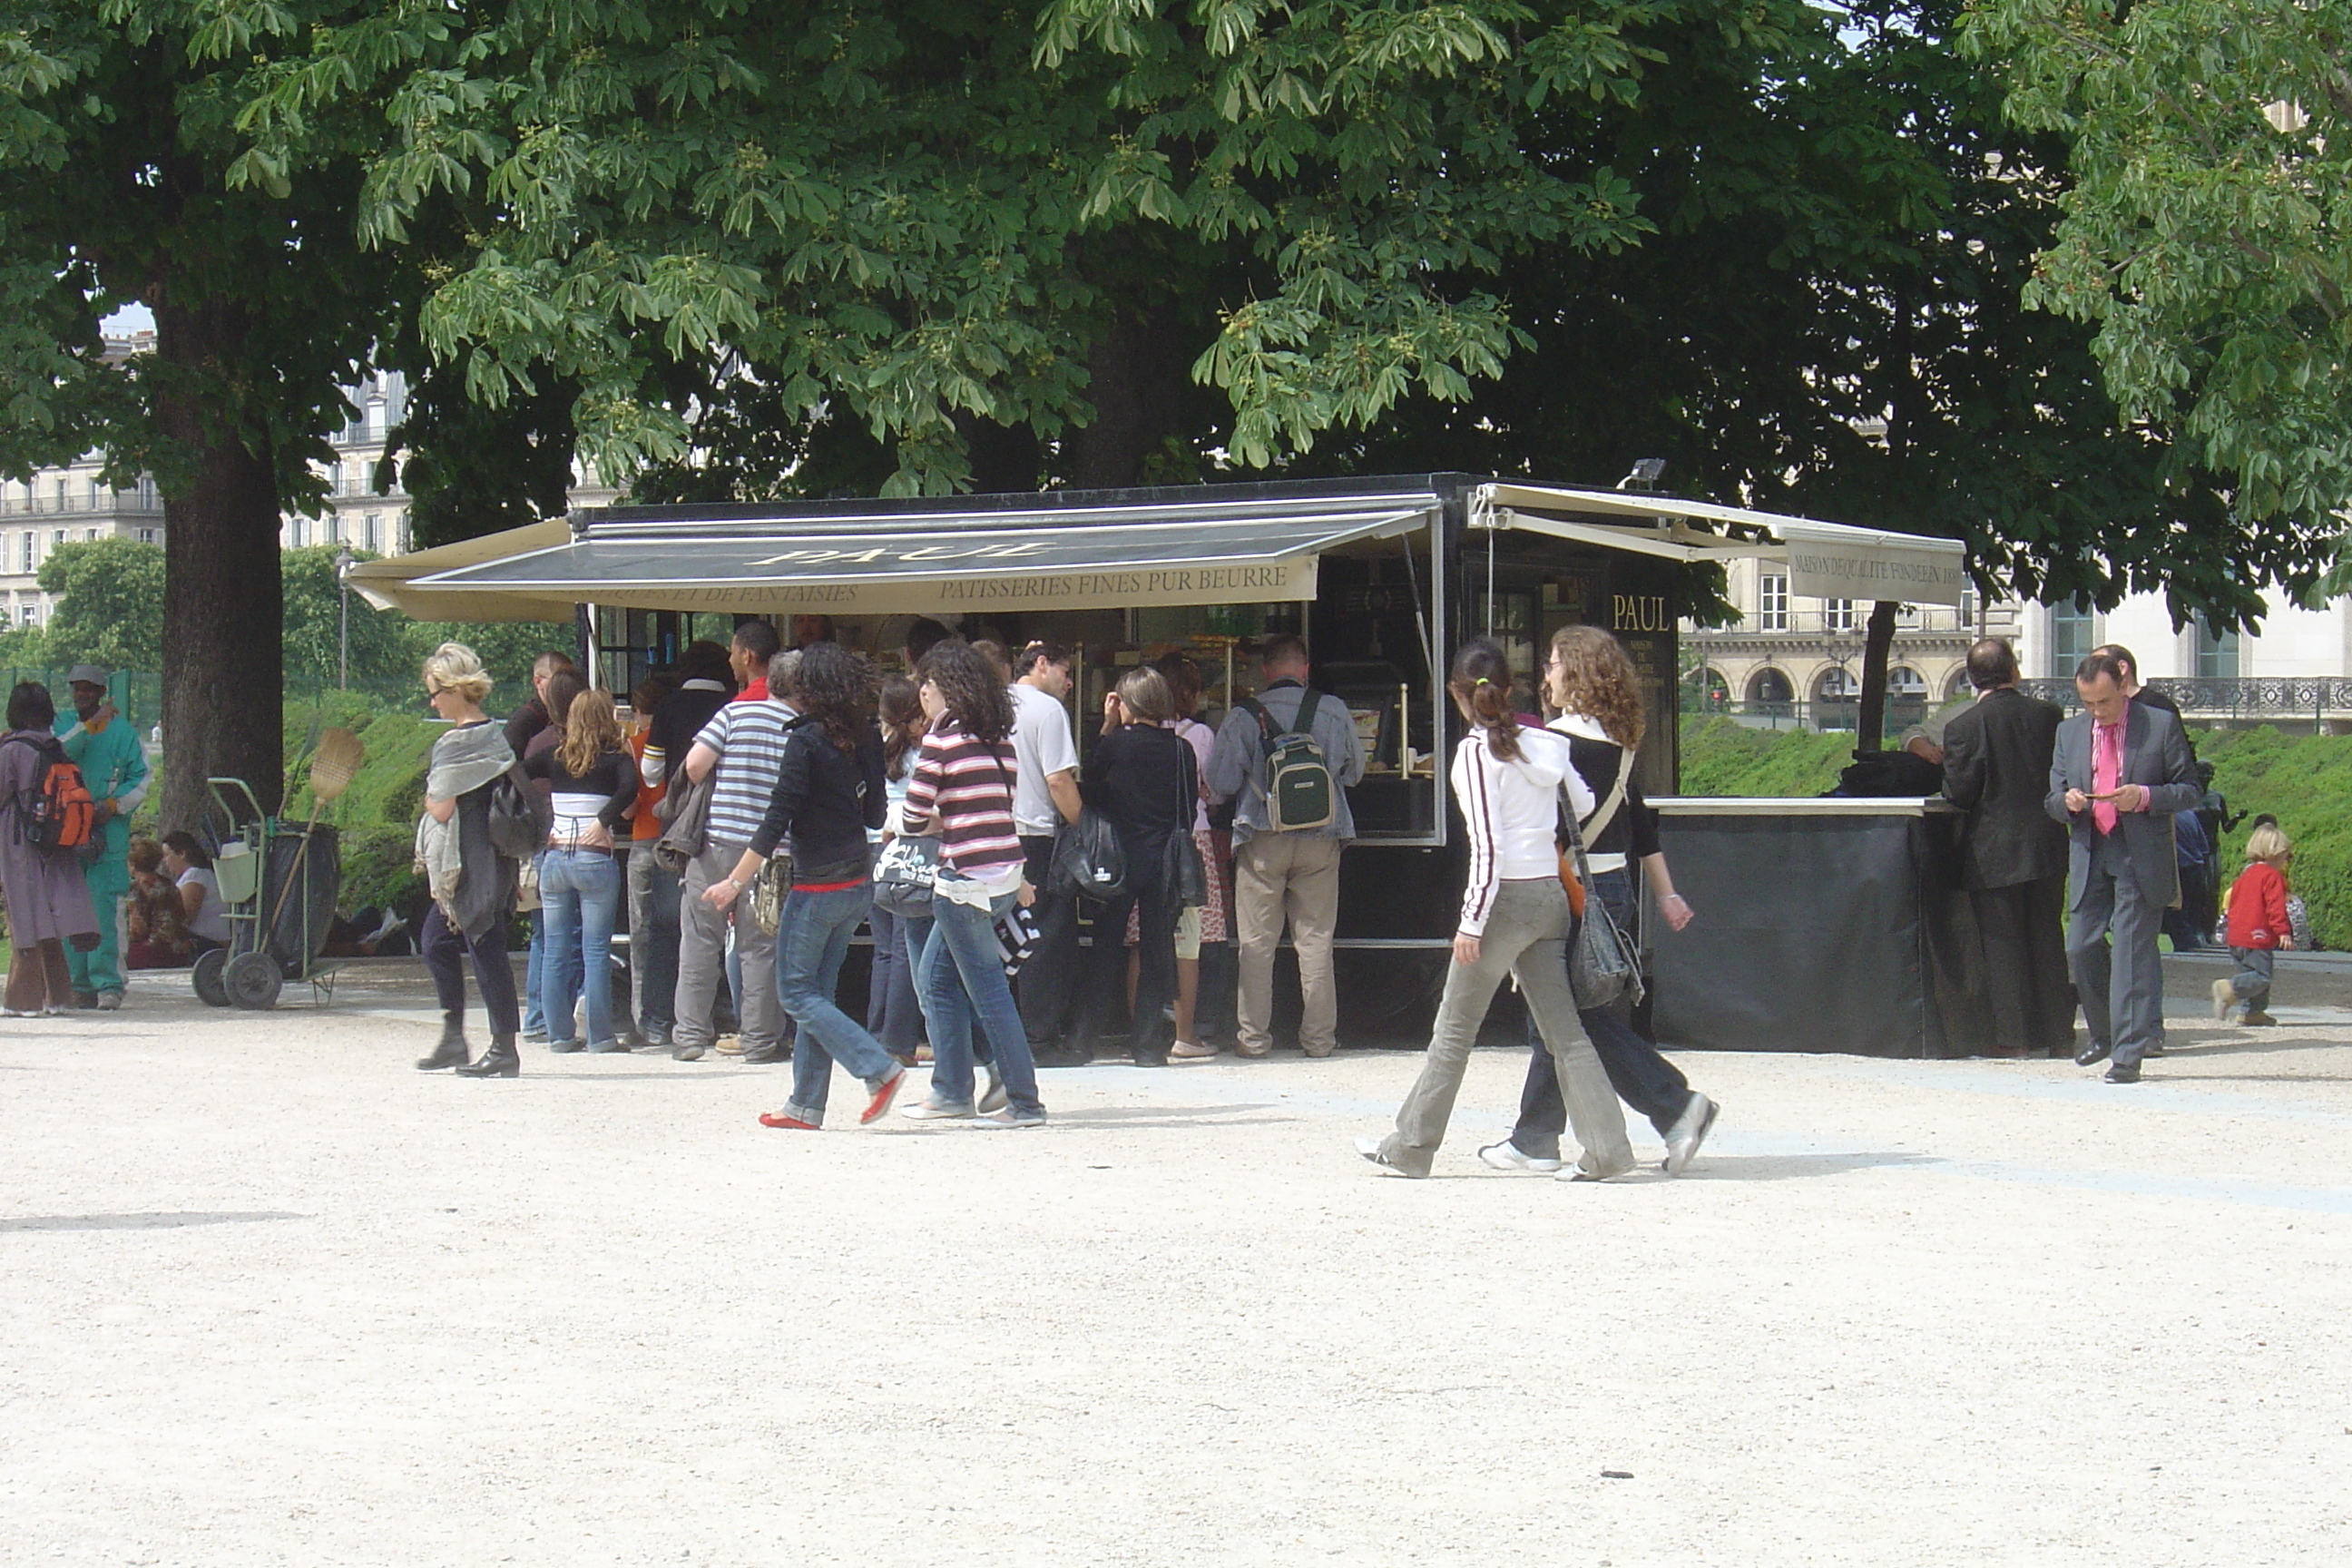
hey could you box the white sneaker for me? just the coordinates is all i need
[95,991,123,1012]
[900,1097,975,1122]
[977,1064,1007,1114]
[2210,977,2235,1021]
[1475,1139,1561,1174]
[1662,1093,1720,1176]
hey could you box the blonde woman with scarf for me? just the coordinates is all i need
[413,643,526,1077]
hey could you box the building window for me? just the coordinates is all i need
[18,533,30,573]
[1823,599,1856,632]
[364,513,381,552]
[2195,619,2240,679]
[327,513,341,545]
[1758,574,1788,632]
[1747,667,1794,708]
[138,528,156,544]
[83,528,97,542]
[50,529,64,551]
[18,605,34,627]
[2049,600,2094,676]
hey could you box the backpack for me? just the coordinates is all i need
[1239,689,1335,832]
[485,761,547,859]
[5,734,95,852]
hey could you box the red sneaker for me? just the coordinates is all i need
[860,1066,908,1125]
[757,1112,819,1131]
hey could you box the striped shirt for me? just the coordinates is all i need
[693,699,799,851]
[1450,724,1594,936]
[902,720,1023,879]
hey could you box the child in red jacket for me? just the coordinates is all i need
[2214,823,2294,1025]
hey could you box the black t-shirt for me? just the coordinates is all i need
[647,680,735,782]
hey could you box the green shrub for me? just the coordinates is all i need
[337,822,425,917]
[1676,717,1849,799]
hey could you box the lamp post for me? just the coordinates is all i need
[335,544,355,691]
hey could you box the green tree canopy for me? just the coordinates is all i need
[1960,0,2352,574]
[34,536,166,671]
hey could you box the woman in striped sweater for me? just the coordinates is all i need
[1359,641,1632,1180]
[897,639,1045,1126]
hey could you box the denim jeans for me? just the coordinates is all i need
[541,848,623,1048]
[866,899,922,1057]
[1512,868,1693,1150]
[777,883,900,1122]
[626,847,681,1036]
[918,885,1040,1115]
[523,856,548,1035]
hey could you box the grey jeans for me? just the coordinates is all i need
[1379,878,1632,1179]
[675,842,782,1054]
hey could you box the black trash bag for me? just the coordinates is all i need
[1051,808,1129,903]
[1826,749,1943,799]
[262,824,340,970]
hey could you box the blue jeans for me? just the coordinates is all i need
[523,855,549,1034]
[867,899,922,1057]
[777,883,900,1122]
[541,848,623,1048]
[917,887,1039,1114]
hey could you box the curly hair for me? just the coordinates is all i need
[793,641,877,753]
[916,638,1014,744]
[1544,625,1646,750]
[420,643,494,704]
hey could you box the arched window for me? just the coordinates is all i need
[1747,667,1795,708]
[1945,668,1974,701]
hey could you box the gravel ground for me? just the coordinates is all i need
[5,965,2350,1567]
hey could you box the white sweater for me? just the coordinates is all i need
[1451,723,1595,936]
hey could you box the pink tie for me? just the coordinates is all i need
[2092,720,2121,836]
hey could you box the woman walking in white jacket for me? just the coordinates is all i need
[1359,641,1634,1181]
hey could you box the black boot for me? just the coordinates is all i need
[456,1035,521,1078]
[416,1014,471,1072]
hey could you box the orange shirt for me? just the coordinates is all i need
[628,730,665,842]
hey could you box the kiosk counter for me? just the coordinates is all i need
[1648,796,1996,1059]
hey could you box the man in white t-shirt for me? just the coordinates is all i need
[1006,642,1087,1061]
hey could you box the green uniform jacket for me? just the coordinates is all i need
[58,712,150,894]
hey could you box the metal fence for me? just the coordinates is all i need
[2016,677,2352,723]
[1,668,162,730]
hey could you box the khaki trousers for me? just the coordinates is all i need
[675,843,782,1054]
[1379,877,1632,1179]
[1232,833,1343,1055]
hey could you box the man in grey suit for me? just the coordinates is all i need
[2044,652,2202,1082]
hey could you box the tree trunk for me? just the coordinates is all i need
[153,295,283,829]
[1062,309,1183,490]
[1857,599,1899,752]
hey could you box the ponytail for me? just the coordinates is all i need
[1448,640,1523,763]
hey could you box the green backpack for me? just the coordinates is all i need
[1239,689,1336,832]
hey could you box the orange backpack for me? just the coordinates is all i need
[7,735,96,852]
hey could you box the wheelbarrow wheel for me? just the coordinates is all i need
[192,947,230,1007]
[225,951,282,1011]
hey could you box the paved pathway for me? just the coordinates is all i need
[5,970,2348,1565]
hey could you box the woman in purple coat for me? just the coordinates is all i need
[1,681,100,1016]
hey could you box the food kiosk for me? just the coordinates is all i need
[354,474,1975,1053]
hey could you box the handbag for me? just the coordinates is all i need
[747,856,791,936]
[871,833,941,916]
[994,902,1043,977]
[1052,807,1128,902]
[1165,740,1206,907]
[1563,798,1644,1011]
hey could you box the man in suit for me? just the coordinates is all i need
[1939,639,2072,1057]
[2045,652,2202,1082]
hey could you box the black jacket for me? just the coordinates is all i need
[1938,687,2067,891]
[748,720,886,881]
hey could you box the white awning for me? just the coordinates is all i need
[1472,482,1968,606]
[396,493,1436,618]
[344,520,576,622]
